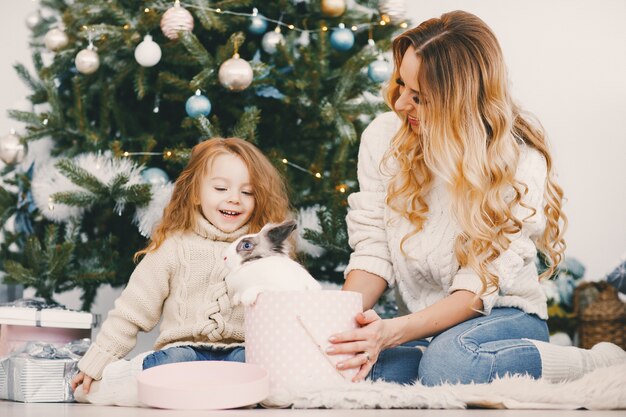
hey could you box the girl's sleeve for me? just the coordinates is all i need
[344,113,398,287]
[448,147,549,314]
[77,239,175,380]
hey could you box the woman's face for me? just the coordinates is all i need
[394,46,423,132]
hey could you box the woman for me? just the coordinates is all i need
[327,10,626,386]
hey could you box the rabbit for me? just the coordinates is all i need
[224,220,322,306]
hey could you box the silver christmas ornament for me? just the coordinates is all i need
[218,54,254,91]
[44,28,69,51]
[25,11,42,29]
[262,30,285,54]
[75,46,100,74]
[160,0,194,40]
[321,0,346,17]
[141,167,170,187]
[378,0,406,24]
[0,131,27,165]
[134,35,162,67]
[368,58,392,83]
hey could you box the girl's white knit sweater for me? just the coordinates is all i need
[345,112,549,319]
[78,214,248,380]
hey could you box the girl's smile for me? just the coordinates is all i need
[199,153,255,233]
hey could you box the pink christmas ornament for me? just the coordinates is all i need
[160,1,194,40]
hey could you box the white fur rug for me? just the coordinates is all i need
[268,364,626,410]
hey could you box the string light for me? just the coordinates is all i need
[154,3,394,34]
[282,158,323,179]
[122,151,163,157]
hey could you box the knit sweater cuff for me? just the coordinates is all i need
[345,254,395,287]
[78,343,121,380]
[448,268,498,315]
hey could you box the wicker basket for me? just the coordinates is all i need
[574,281,626,349]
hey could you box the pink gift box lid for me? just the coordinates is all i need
[137,361,269,410]
[0,306,95,329]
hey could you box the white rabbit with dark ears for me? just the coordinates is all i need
[224,220,322,306]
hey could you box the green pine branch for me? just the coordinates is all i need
[231,106,260,143]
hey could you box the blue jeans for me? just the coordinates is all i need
[369,307,549,386]
[142,345,245,370]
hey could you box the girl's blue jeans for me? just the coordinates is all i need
[369,307,549,386]
[142,345,245,370]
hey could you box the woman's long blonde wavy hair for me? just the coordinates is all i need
[135,137,291,260]
[383,11,566,297]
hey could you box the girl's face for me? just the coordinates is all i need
[199,153,255,233]
[394,46,423,133]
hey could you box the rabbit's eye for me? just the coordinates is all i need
[238,240,254,251]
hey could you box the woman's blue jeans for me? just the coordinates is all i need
[369,307,549,386]
[142,345,245,370]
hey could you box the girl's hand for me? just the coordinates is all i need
[71,371,94,393]
[327,309,390,382]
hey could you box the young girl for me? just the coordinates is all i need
[328,11,626,385]
[71,137,291,401]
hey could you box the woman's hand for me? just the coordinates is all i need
[70,371,94,393]
[327,309,393,382]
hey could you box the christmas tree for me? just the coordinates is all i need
[0,0,407,310]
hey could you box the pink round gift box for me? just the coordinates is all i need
[245,290,363,391]
[137,361,269,410]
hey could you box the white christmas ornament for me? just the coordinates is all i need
[218,54,254,91]
[262,30,285,54]
[134,35,162,67]
[75,46,100,74]
[25,12,42,29]
[44,28,69,51]
[0,131,26,165]
[160,0,194,40]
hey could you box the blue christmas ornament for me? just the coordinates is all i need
[368,58,392,83]
[248,10,268,35]
[185,90,211,117]
[141,167,170,187]
[330,25,354,51]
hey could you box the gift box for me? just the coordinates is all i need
[244,290,362,392]
[0,298,97,356]
[0,340,89,402]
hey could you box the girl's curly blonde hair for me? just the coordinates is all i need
[383,11,566,298]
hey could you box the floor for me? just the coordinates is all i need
[1,401,624,417]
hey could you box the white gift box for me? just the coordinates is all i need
[245,291,362,393]
[0,300,97,356]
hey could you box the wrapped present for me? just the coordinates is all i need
[0,339,90,402]
[0,298,98,356]
[245,291,362,393]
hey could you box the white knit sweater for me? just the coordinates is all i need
[78,214,248,380]
[345,112,549,320]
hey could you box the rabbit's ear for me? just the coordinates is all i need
[266,220,297,249]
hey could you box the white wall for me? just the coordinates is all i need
[2,1,625,354]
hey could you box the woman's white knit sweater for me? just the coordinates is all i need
[345,112,549,319]
[78,214,248,380]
